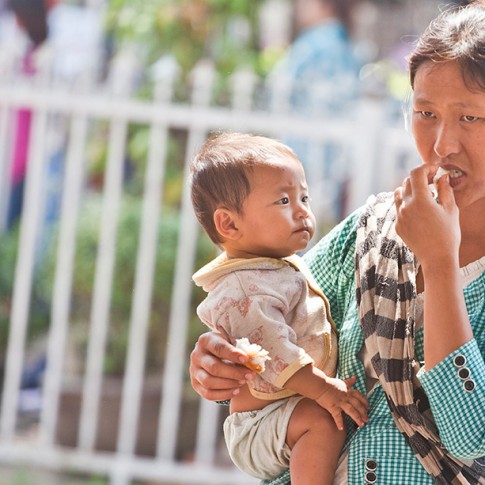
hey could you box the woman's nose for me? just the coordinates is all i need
[433,122,460,158]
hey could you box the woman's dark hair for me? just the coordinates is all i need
[408,2,485,91]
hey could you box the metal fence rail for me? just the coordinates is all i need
[0,47,418,484]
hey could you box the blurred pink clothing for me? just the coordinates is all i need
[10,48,36,185]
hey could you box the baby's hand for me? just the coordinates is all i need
[315,375,369,430]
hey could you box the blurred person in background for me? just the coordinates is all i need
[5,0,52,229]
[270,0,363,223]
[273,0,361,92]
[7,0,51,47]
[5,0,102,230]
[4,0,103,405]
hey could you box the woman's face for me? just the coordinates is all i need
[412,60,485,211]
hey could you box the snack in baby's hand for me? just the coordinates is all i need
[235,338,271,373]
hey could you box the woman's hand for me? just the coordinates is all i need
[189,332,256,401]
[394,164,461,271]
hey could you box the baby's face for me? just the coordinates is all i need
[229,157,316,259]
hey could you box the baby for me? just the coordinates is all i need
[190,132,368,485]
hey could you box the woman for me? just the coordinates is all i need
[190,2,485,484]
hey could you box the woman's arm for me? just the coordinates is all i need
[394,164,472,368]
[418,339,485,459]
[395,164,485,457]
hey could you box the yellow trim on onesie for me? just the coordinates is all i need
[274,353,315,389]
[250,331,334,401]
[284,255,338,336]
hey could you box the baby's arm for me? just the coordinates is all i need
[284,364,369,430]
[202,270,370,428]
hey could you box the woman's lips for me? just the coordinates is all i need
[436,165,466,188]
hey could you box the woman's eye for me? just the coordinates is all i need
[462,115,479,122]
[419,110,435,118]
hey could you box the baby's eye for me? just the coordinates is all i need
[276,197,289,205]
[302,195,310,203]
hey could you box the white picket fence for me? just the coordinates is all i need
[0,44,418,485]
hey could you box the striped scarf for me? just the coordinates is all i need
[355,192,485,484]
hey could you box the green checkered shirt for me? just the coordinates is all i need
[262,203,485,485]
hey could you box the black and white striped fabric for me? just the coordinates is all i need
[355,192,485,484]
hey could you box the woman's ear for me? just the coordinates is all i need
[213,208,241,241]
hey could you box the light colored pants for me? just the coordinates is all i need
[223,396,304,480]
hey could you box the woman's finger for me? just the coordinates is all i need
[199,331,249,365]
[191,374,240,402]
[394,186,403,209]
[435,173,456,209]
[190,345,253,383]
[189,333,257,402]
[408,163,438,196]
[191,360,245,388]
[402,175,413,198]
[190,354,249,401]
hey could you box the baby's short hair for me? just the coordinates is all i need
[190,132,299,245]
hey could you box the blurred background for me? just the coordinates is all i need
[0,0,463,483]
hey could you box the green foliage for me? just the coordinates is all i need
[0,227,51,355]
[0,194,215,375]
[39,193,215,375]
[105,0,267,82]
[0,228,19,345]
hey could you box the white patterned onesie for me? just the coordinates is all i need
[193,253,339,478]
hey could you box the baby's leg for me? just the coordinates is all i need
[286,398,345,485]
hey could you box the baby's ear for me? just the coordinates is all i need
[213,208,240,240]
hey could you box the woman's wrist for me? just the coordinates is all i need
[420,255,460,278]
